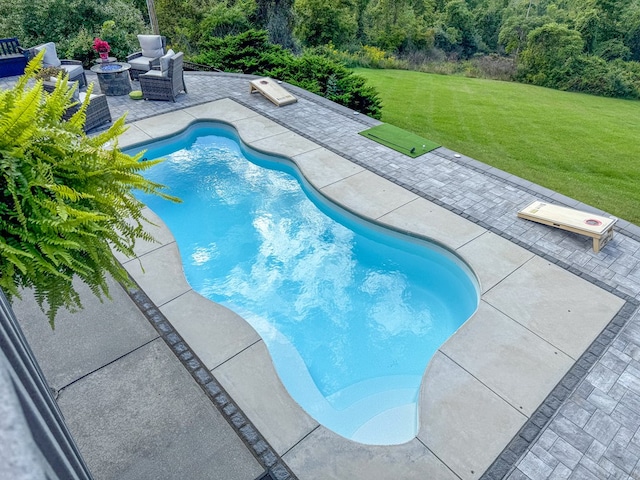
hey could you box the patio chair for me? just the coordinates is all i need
[29,42,87,87]
[43,79,112,132]
[126,35,166,80]
[139,51,187,102]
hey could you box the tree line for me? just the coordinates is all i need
[2,0,640,100]
[156,0,640,98]
[153,0,640,98]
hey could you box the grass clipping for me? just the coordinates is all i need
[359,124,440,158]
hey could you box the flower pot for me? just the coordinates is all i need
[99,51,109,61]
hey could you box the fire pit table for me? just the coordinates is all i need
[90,62,132,96]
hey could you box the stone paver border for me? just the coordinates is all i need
[483,300,639,479]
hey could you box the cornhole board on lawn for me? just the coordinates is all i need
[518,201,617,253]
[249,77,297,106]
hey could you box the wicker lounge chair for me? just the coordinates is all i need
[126,35,166,80]
[139,51,187,102]
[28,42,87,87]
[43,80,112,132]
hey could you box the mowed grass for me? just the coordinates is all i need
[354,68,640,225]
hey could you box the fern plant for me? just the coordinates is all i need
[0,52,179,326]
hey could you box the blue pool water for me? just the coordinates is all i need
[129,123,479,445]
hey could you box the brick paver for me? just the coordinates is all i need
[3,70,639,479]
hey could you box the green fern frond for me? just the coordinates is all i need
[0,85,42,148]
[0,57,179,325]
[46,184,94,202]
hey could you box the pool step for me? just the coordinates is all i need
[351,403,417,445]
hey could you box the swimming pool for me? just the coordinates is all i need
[129,122,479,445]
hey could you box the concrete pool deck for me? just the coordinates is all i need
[113,98,627,480]
[5,71,640,479]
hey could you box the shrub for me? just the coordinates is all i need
[561,55,640,99]
[95,19,142,64]
[193,29,289,74]
[471,54,516,81]
[596,39,632,61]
[193,30,382,118]
[64,27,95,68]
[360,45,398,69]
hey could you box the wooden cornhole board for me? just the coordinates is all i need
[249,77,297,106]
[518,201,617,253]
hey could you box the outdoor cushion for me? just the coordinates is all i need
[60,64,84,81]
[142,69,165,77]
[128,56,155,71]
[78,92,100,102]
[159,49,175,73]
[137,35,164,58]
[35,42,61,67]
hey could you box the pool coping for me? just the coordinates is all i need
[110,97,636,478]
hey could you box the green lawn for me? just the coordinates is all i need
[354,68,640,225]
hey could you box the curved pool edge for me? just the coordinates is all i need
[125,114,486,429]
[116,98,625,479]
[123,116,483,306]
[116,100,509,458]
[119,102,484,275]
[119,201,477,472]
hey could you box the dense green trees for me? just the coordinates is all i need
[293,0,358,48]
[254,0,297,49]
[0,0,146,66]
[437,0,479,57]
[2,0,640,101]
[512,5,640,97]
[363,0,435,52]
[518,23,584,86]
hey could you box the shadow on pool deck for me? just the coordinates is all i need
[4,70,640,480]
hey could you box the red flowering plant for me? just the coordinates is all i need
[92,38,110,53]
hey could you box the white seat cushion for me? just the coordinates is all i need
[78,92,99,102]
[35,42,61,67]
[128,56,156,71]
[142,70,165,77]
[60,64,83,80]
[137,35,164,58]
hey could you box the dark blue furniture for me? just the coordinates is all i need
[0,38,28,78]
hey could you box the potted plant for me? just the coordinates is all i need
[92,38,111,61]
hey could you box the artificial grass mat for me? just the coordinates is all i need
[359,123,440,158]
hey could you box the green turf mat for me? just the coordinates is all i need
[359,123,440,158]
